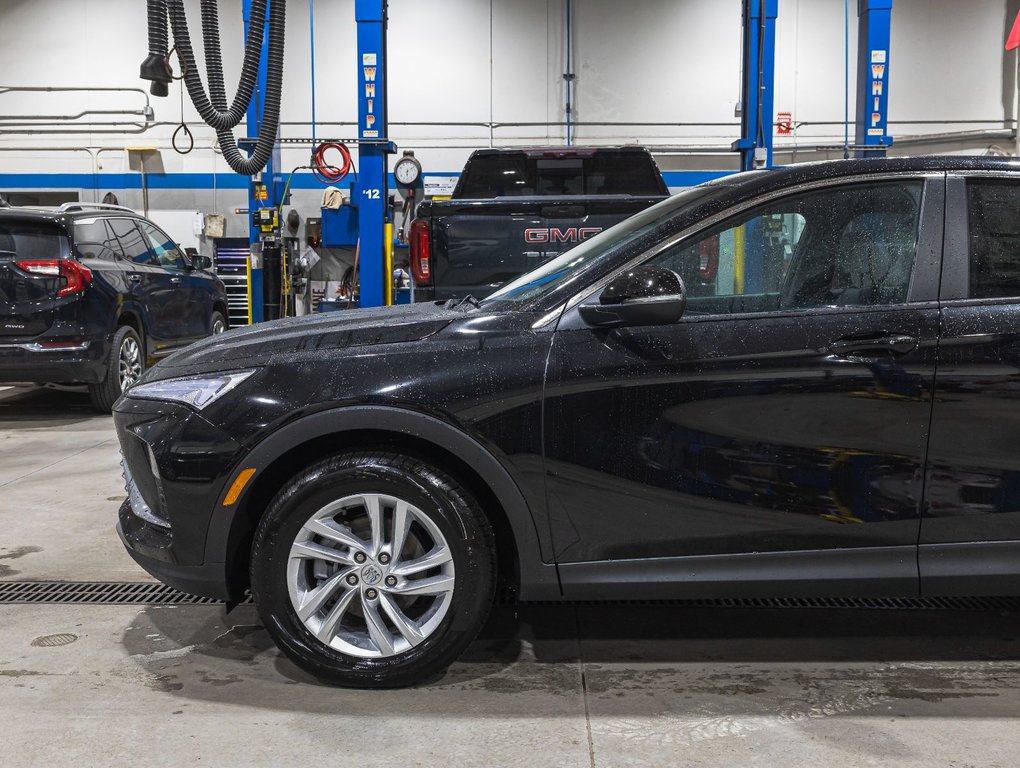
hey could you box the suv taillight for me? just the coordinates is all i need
[408,218,432,286]
[17,259,92,297]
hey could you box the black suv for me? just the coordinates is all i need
[115,156,1020,688]
[0,202,229,411]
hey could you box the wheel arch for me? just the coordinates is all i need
[116,308,144,338]
[208,406,561,603]
[212,300,229,328]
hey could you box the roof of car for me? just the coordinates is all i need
[469,145,655,158]
[712,154,1020,192]
[0,204,144,227]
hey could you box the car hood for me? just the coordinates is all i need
[146,302,467,380]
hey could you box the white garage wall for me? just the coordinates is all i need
[0,0,1017,230]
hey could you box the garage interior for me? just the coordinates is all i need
[4,0,1020,765]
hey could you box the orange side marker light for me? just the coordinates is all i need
[223,468,257,506]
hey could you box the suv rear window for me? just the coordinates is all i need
[0,222,67,260]
[454,150,666,198]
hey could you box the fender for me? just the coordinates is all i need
[206,404,562,601]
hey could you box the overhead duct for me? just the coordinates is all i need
[140,0,171,97]
[139,0,286,176]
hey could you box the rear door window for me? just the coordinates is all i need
[109,218,155,266]
[965,179,1020,298]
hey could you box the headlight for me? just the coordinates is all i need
[128,370,255,410]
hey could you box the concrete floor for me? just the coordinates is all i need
[3,386,1020,767]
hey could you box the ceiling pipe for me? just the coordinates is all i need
[0,112,154,126]
[0,86,156,133]
[0,86,152,112]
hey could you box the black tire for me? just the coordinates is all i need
[250,450,496,688]
[87,325,144,413]
[210,310,227,336]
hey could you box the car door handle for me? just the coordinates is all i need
[170,277,182,286]
[127,273,141,282]
[828,334,918,356]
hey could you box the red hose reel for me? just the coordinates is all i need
[311,141,352,184]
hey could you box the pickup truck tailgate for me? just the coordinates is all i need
[430,195,663,300]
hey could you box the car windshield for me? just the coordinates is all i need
[482,184,719,306]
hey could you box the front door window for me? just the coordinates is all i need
[648,180,922,315]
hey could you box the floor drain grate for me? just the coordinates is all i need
[2,581,1019,611]
[31,633,78,647]
[0,581,252,606]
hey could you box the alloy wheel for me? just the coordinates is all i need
[287,492,456,658]
[212,318,226,335]
[118,337,143,391]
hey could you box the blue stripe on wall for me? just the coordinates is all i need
[0,169,735,191]
[0,173,248,190]
[661,170,736,186]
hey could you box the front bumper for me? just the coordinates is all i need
[117,506,232,601]
[114,397,247,601]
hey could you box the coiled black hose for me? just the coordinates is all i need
[144,0,168,67]
[164,0,286,176]
[140,0,171,90]
[215,0,286,176]
[200,0,229,111]
[165,0,267,131]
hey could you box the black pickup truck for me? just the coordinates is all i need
[408,146,670,301]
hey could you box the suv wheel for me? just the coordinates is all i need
[250,451,496,688]
[211,311,226,335]
[88,325,144,413]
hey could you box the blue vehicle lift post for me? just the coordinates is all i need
[243,0,283,323]
[732,0,778,171]
[355,0,390,308]
[855,0,894,158]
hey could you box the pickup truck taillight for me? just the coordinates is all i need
[697,235,719,282]
[17,259,92,297]
[409,218,432,286]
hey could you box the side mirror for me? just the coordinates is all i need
[578,265,687,328]
[190,254,213,271]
